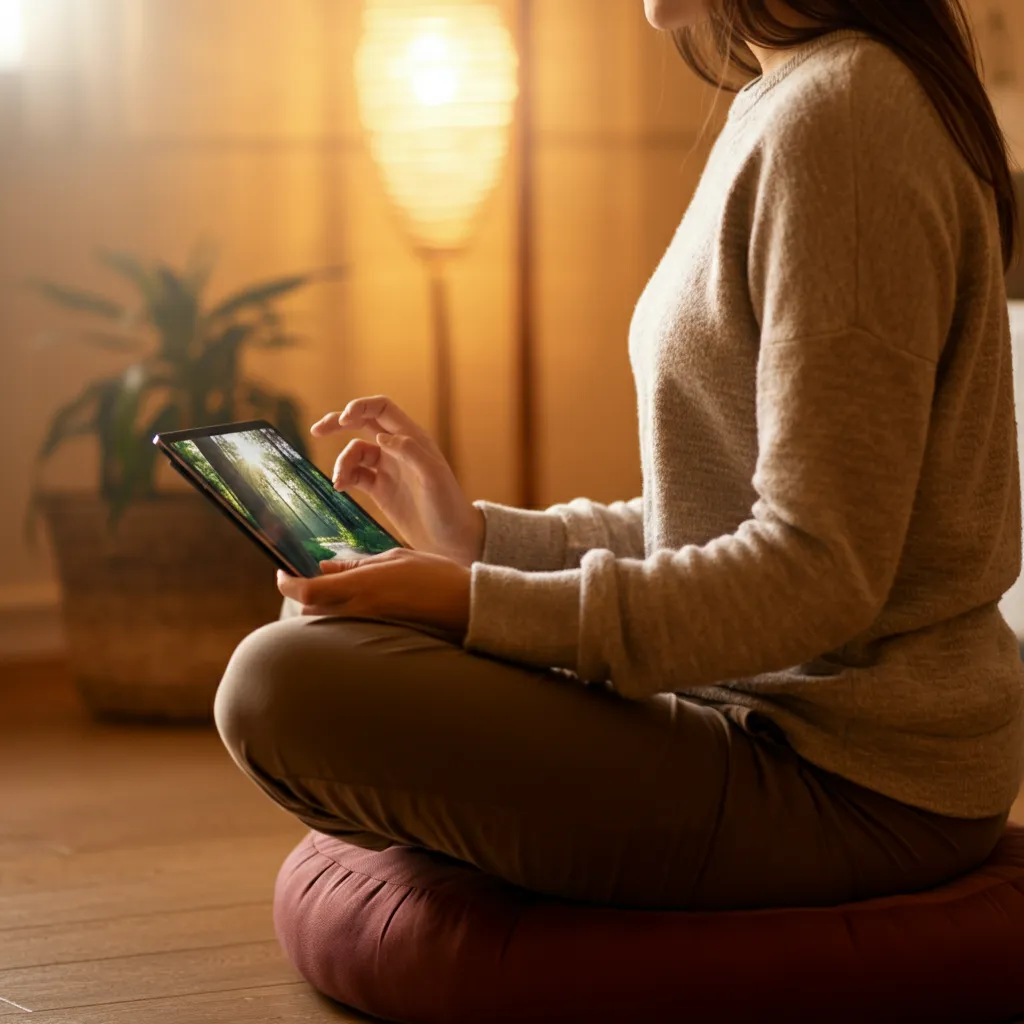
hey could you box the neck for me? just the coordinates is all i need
[745,42,792,76]
[745,2,823,76]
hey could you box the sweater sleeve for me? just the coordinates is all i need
[463,64,954,699]
[473,496,644,572]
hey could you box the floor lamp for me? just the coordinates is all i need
[355,0,521,486]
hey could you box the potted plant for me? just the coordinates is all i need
[30,244,337,721]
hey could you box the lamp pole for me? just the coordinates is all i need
[424,251,456,476]
[515,0,535,509]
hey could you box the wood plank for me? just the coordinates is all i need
[8,983,375,1023]
[0,835,299,930]
[0,662,303,857]
[0,726,303,856]
[0,903,274,971]
[0,667,350,1020]
[0,941,296,1015]
[0,833,298,893]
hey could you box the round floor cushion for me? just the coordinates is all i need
[273,826,1024,1024]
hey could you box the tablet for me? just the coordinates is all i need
[153,419,403,578]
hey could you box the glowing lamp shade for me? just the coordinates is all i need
[355,1,519,253]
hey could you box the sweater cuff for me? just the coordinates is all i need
[464,562,581,671]
[474,500,568,572]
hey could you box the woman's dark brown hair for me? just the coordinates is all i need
[675,1,1020,271]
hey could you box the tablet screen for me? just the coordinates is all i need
[168,425,401,577]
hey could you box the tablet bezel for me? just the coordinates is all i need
[153,419,405,578]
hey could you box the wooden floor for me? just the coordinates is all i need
[1,661,1023,1023]
[0,661,374,1022]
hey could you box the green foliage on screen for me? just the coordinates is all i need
[171,427,398,576]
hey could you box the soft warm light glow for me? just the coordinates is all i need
[0,0,23,71]
[408,31,460,106]
[355,1,519,252]
[231,433,267,468]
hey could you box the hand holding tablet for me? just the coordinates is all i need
[273,547,472,639]
[152,400,483,645]
[154,415,474,635]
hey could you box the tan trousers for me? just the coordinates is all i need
[213,612,1009,910]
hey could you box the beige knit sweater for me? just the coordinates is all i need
[464,30,1024,819]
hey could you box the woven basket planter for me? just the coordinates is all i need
[40,491,283,722]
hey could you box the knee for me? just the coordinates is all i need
[214,618,309,770]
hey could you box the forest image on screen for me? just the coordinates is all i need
[171,428,398,576]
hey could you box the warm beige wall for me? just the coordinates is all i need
[0,0,716,653]
[969,0,1024,163]
[0,0,521,632]
[532,1,720,507]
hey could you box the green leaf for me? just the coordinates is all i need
[110,366,146,479]
[29,328,146,354]
[96,249,159,303]
[156,264,196,307]
[37,378,121,462]
[149,265,201,365]
[249,332,307,349]
[258,303,281,327]
[185,323,250,421]
[243,382,275,415]
[79,331,147,353]
[274,395,309,459]
[145,402,181,445]
[30,329,77,350]
[205,322,251,357]
[246,384,309,460]
[28,280,125,320]
[198,323,250,381]
[103,366,159,525]
[108,403,180,526]
[208,273,321,321]
[185,239,220,297]
[139,404,181,492]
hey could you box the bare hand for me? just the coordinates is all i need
[311,396,485,567]
[276,549,471,638]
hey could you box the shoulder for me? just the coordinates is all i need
[752,34,967,181]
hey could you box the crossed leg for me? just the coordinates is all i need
[214,615,1006,910]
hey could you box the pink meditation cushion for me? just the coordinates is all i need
[273,825,1024,1023]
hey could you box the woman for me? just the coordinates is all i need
[214,0,1024,910]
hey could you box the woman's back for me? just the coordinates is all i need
[652,31,1023,817]
[469,30,1024,819]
